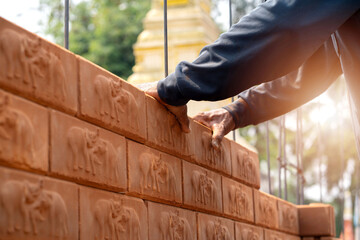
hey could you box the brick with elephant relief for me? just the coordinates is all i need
[235,222,264,240]
[278,198,299,235]
[78,56,146,142]
[183,161,222,213]
[231,140,260,189]
[192,121,231,175]
[222,176,254,223]
[0,17,77,114]
[50,110,127,191]
[128,140,182,203]
[0,89,48,172]
[198,213,235,240]
[80,186,148,240]
[254,190,279,230]
[147,201,196,240]
[0,166,78,240]
[146,95,195,160]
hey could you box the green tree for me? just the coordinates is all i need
[39,0,150,79]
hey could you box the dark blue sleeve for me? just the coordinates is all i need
[157,0,360,106]
[237,38,342,126]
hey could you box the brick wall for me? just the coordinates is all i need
[0,17,338,240]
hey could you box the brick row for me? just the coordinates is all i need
[0,166,306,240]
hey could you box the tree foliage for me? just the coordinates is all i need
[39,0,150,79]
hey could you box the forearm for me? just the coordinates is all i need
[225,38,343,127]
[158,0,359,106]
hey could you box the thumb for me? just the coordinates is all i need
[211,124,225,150]
[178,114,190,133]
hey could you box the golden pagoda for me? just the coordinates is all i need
[128,0,220,85]
[129,0,235,118]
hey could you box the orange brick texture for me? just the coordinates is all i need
[0,17,336,240]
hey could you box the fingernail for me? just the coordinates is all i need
[212,139,219,149]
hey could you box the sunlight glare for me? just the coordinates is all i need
[309,94,337,125]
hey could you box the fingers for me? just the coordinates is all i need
[193,112,211,128]
[168,105,190,133]
[194,109,236,149]
[211,124,226,150]
[179,114,191,133]
[138,81,191,133]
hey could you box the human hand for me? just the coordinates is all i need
[193,108,235,149]
[137,81,190,133]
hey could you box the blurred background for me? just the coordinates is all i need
[1,0,359,238]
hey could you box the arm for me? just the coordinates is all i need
[233,38,342,127]
[158,0,359,106]
[195,38,342,146]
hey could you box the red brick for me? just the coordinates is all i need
[146,96,195,159]
[0,17,77,114]
[148,201,196,240]
[254,190,279,229]
[192,121,231,175]
[297,204,335,237]
[278,198,299,234]
[78,56,146,142]
[222,176,254,222]
[128,140,182,203]
[0,90,48,172]
[198,213,234,240]
[80,186,148,240]
[235,222,264,240]
[50,110,127,190]
[183,161,222,213]
[0,166,78,240]
[231,140,260,188]
[264,229,301,240]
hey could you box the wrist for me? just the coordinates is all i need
[222,98,249,129]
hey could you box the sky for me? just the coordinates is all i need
[1,0,46,37]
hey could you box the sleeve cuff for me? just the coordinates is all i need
[222,98,250,129]
[157,73,189,106]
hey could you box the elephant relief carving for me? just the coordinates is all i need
[0,94,35,165]
[206,219,230,240]
[228,185,249,216]
[0,180,68,238]
[241,228,260,240]
[139,152,176,197]
[258,197,275,226]
[94,75,139,130]
[236,150,256,182]
[67,126,122,180]
[152,107,189,151]
[94,198,140,240]
[154,109,173,145]
[191,170,217,208]
[0,28,67,100]
[201,131,226,169]
[282,206,297,229]
[159,210,192,240]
